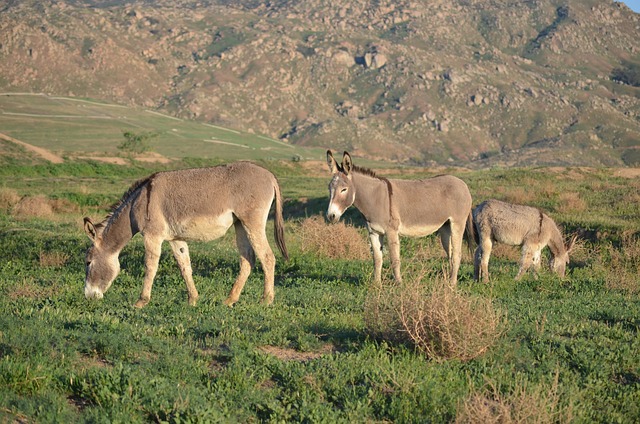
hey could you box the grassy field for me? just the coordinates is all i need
[0,93,327,162]
[0,153,638,422]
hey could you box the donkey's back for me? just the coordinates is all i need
[138,162,278,241]
[473,199,573,282]
[473,199,544,246]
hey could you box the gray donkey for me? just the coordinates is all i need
[473,199,576,282]
[327,151,474,285]
[83,162,288,307]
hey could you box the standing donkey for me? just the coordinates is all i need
[83,162,288,307]
[326,151,474,285]
[473,199,576,282]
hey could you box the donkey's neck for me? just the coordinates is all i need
[352,171,391,224]
[101,201,137,253]
[545,218,565,258]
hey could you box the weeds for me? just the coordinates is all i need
[297,215,370,260]
[456,372,573,424]
[365,264,506,361]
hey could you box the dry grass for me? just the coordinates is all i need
[364,264,506,361]
[297,215,371,260]
[556,192,587,214]
[39,250,70,268]
[11,195,54,219]
[0,187,21,211]
[456,372,573,424]
[500,187,537,206]
[604,232,640,294]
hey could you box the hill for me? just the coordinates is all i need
[1,0,639,167]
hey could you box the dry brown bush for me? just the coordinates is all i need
[39,250,70,268]
[297,215,370,260]
[12,195,54,219]
[604,232,640,294]
[364,264,506,361]
[456,372,573,424]
[556,192,587,214]
[0,187,21,211]
[500,187,536,206]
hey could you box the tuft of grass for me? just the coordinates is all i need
[0,187,21,211]
[296,215,370,260]
[556,191,587,214]
[39,250,70,268]
[11,195,54,219]
[365,264,506,361]
[603,232,640,294]
[456,372,573,424]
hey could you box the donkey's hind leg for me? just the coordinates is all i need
[443,221,464,286]
[224,221,257,306]
[476,236,493,283]
[169,240,198,306]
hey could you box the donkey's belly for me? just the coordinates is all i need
[399,222,443,237]
[173,212,234,241]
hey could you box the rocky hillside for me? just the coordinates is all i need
[1,0,639,167]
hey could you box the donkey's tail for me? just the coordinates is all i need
[465,210,476,253]
[273,180,289,261]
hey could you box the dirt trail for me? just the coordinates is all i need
[0,132,64,163]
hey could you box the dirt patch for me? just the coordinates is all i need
[134,152,172,163]
[0,132,64,163]
[614,168,640,179]
[76,156,128,165]
[259,343,336,362]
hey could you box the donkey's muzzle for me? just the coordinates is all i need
[84,284,104,300]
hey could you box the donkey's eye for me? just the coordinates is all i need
[86,261,91,267]
[341,188,348,193]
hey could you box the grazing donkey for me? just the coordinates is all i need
[473,199,576,282]
[83,162,288,307]
[326,151,474,285]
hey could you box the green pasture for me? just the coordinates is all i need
[0,157,638,422]
[0,93,325,161]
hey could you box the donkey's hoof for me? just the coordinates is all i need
[260,296,274,306]
[134,299,149,308]
[223,297,236,307]
[187,297,198,307]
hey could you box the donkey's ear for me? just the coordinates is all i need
[327,150,340,174]
[342,151,353,176]
[567,234,578,253]
[84,217,97,241]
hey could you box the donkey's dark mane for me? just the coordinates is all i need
[99,174,156,231]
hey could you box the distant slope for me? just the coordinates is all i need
[0,94,325,162]
[0,0,638,167]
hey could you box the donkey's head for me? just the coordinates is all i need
[83,217,120,300]
[326,150,356,223]
[550,234,578,278]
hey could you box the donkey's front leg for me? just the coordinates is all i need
[169,240,199,306]
[368,231,384,283]
[387,231,402,283]
[135,237,163,308]
[515,245,534,280]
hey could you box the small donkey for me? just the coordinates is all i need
[473,199,576,282]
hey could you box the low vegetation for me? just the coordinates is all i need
[0,159,639,422]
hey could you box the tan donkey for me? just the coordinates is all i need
[326,151,474,285]
[473,199,576,282]
[83,162,288,307]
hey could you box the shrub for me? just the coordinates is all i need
[297,215,370,260]
[12,195,54,219]
[0,187,21,211]
[603,232,640,294]
[364,265,506,361]
[456,372,574,423]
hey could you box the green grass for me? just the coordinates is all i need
[0,160,639,422]
[0,94,326,161]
